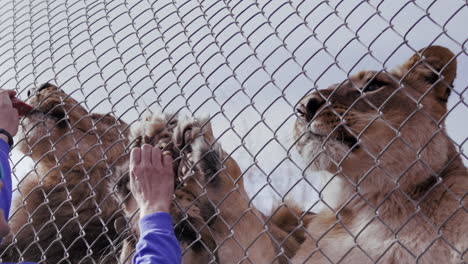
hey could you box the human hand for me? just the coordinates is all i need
[0,90,19,140]
[130,144,174,217]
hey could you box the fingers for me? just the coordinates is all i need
[130,148,142,188]
[130,148,141,166]
[129,169,139,197]
[162,153,174,186]
[141,144,152,165]
[132,144,168,170]
[11,107,19,122]
[128,143,175,217]
[152,146,162,168]
[6,90,16,98]
[162,153,173,170]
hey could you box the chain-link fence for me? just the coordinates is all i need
[0,0,466,263]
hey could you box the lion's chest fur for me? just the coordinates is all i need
[295,213,464,263]
[294,171,467,264]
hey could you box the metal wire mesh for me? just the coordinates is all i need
[0,0,466,263]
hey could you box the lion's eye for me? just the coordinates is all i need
[168,119,177,127]
[363,80,386,93]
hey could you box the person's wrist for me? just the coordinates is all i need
[140,203,170,217]
[0,128,14,148]
[0,134,9,145]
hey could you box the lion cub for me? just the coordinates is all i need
[0,84,128,263]
[293,46,467,263]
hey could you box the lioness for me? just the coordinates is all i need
[293,46,467,263]
[115,113,308,263]
[0,83,129,263]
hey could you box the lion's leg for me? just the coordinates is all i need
[173,117,282,263]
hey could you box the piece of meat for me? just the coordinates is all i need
[10,96,33,116]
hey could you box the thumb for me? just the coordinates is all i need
[0,91,12,107]
[6,90,16,98]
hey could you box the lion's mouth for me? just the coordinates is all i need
[27,108,64,119]
[25,105,68,129]
[25,105,98,136]
[340,133,359,150]
[174,218,199,244]
[308,124,359,151]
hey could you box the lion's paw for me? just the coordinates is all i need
[130,111,179,153]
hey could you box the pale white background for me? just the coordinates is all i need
[0,0,466,213]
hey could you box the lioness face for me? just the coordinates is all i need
[294,46,457,186]
[18,83,127,169]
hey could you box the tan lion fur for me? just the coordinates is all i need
[0,84,129,263]
[293,46,467,263]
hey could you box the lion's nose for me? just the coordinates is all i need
[297,95,326,122]
[306,96,326,119]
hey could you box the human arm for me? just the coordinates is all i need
[0,90,19,239]
[132,212,181,264]
[0,139,12,238]
[130,144,181,264]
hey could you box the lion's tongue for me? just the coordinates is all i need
[10,96,33,117]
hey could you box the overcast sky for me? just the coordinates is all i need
[0,0,466,213]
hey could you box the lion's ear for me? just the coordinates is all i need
[398,46,457,103]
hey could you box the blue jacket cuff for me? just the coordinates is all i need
[0,138,10,154]
[139,212,174,233]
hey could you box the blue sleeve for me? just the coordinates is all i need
[0,140,36,263]
[0,139,12,232]
[133,212,182,264]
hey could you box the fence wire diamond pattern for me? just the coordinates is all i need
[0,0,466,263]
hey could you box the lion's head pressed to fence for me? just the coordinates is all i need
[0,84,128,263]
[115,113,307,263]
[293,46,467,263]
[16,83,128,167]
